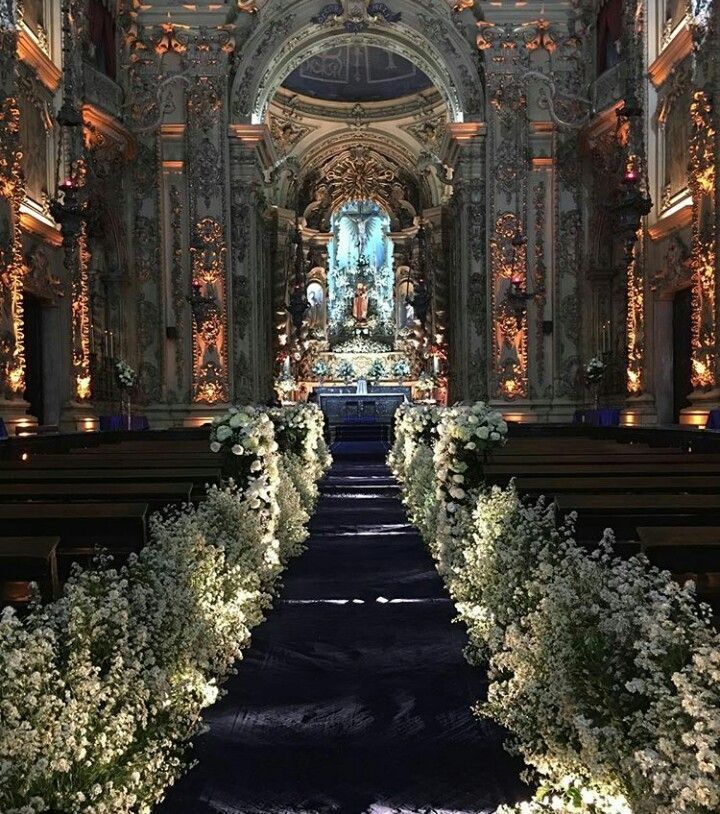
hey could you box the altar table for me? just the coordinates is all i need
[317,392,408,424]
[99,415,150,432]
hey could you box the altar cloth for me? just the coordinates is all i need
[99,415,150,432]
[706,409,720,430]
[0,418,7,440]
[572,408,622,427]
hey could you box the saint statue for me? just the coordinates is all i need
[352,282,369,324]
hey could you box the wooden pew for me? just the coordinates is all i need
[514,475,720,494]
[0,468,220,486]
[0,536,60,604]
[0,456,219,470]
[636,527,720,611]
[554,494,720,544]
[0,503,148,578]
[486,462,720,479]
[0,481,194,509]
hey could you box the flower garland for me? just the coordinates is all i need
[0,405,330,814]
[391,405,720,814]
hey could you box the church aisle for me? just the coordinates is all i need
[158,448,526,814]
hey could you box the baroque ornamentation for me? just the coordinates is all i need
[532,181,547,384]
[190,217,229,404]
[688,90,716,389]
[194,137,222,208]
[0,94,26,398]
[312,1,401,32]
[169,185,187,396]
[325,146,396,206]
[24,246,63,301]
[490,212,528,399]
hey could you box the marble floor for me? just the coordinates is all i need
[157,445,527,814]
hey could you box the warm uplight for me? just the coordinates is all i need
[679,411,709,428]
[184,416,214,427]
[81,417,97,432]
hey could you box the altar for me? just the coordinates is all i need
[315,385,410,425]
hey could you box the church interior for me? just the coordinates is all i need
[1,0,720,813]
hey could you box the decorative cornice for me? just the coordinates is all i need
[160,123,186,139]
[228,123,267,143]
[647,195,692,240]
[648,23,693,88]
[271,86,446,123]
[447,122,485,141]
[19,202,63,247]
[580,101,624,145]
[16,25,61,92]
[82,104,136,158]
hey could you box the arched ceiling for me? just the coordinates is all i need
[282,44,433,103]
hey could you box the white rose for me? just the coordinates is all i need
[476,426,489,440]
[231,444,245,456]
[210,441,221,453]
[216,425,232,442]
[229,413,243,428]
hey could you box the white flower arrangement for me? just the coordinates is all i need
[274,372,296,397]
[115,360,137,390]
[392,357,411,379]
[415,371,436,396]
[366,359,386,381]
[0,405,330,814]
[390,404,720,814]
[336,360,356,382]
[585,356,606,385]
[311,359,331,380]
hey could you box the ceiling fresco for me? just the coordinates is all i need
[282,44,433,103]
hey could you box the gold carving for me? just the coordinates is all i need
[490,212,528,399]
[190,218,229,404]
[688,91,717,389]
[325,146,396,207]
[0,96,27,396]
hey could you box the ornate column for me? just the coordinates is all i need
[228,125,274,402]
[446,123,487,401]
[684,0,720,421]
[184,28,234,409]
[124,31,164,409]
[0,19,28,427]
[479,23,531,405]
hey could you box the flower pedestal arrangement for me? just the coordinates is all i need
[584,355,606,410]
[115,360,137,431]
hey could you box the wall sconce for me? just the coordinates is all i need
[506,272,544,323]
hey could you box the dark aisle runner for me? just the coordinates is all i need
[159,446,526,814]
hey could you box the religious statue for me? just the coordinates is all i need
[352,282,369,324]
[306,281,326,336]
